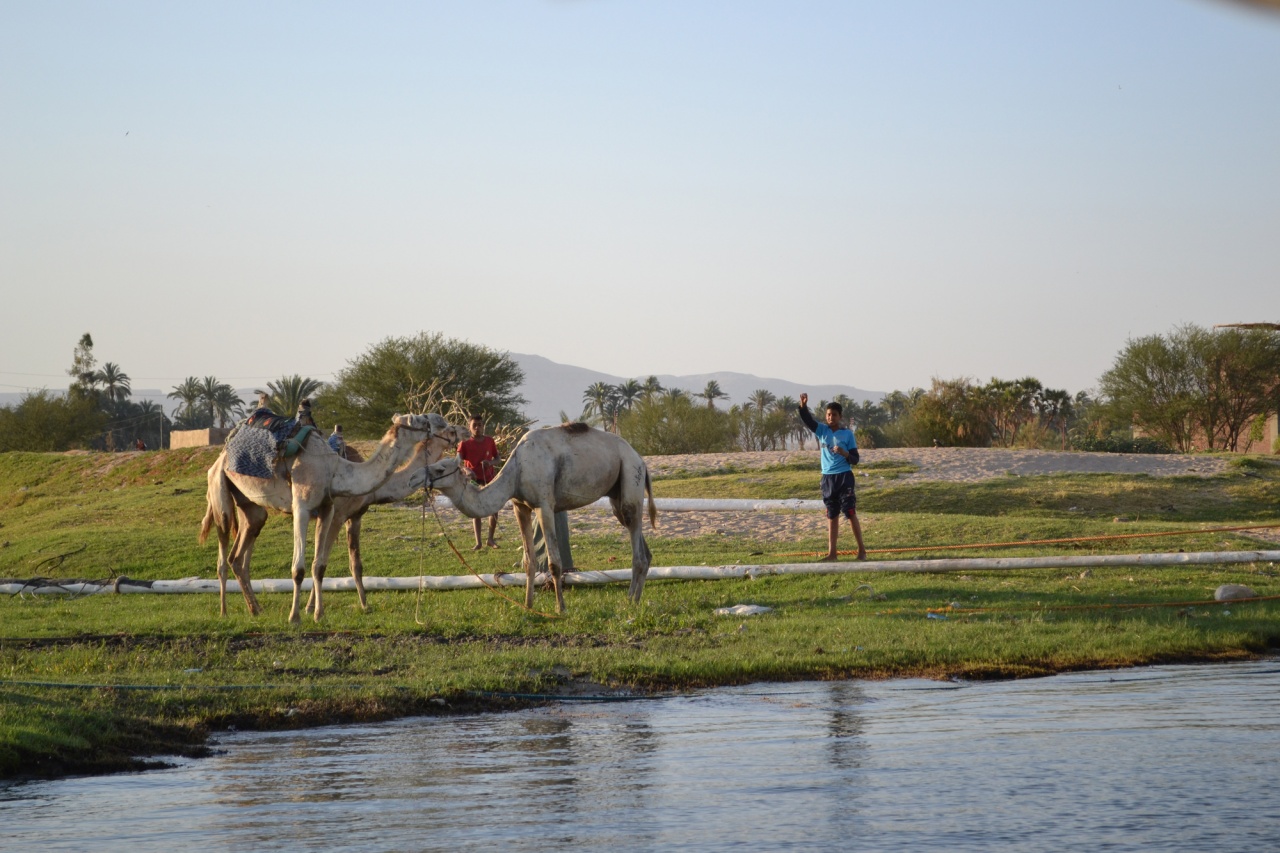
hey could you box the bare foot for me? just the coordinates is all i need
[818,554,838,562]
[471,544,483,551]
[856,550,867,561]
[487,541,499,549]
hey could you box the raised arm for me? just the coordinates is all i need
[797,392,819,433]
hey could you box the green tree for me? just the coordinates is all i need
[911,377,993,447]
[168,377,207,428]
[984,376,1043,447]
[1038,388,1075,450]
[641,375,665,400]
[618,393,736,455]
[616,378,644,412]
[1182,325,1280,451]
[211,384,246,428]
[93,362,132,405]
[256,375,324,416]
[581,381,618,428]
[1100,332,1197,452]
[0,390,107,451]
[315,332,526,437]
[700,380,729,409]
[66,333,97,396]
[748,388,776,413]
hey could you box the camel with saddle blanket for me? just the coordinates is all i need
[200,407,466,622]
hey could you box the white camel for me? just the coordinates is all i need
[424,423,657,612]
[199,413,465,622]
[301,429,465,614]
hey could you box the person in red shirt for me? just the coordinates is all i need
[456,416,502,549]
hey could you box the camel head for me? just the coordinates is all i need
[423,457,465,493]
[390,413,470,444]
[391,412,439,435]
[438,417,471,445]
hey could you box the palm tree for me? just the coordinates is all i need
[701,380,729,409]
[168,377,204,426]
[94,362,131,404]
[773,395,798,449]
[1038,388,1074,450]
[198,376,224,426]
[616,378,644,412]
[749,388,776,413]
[641,375,665,400]
[257,374,325,415]
[582,382,616,427]
[212,384,246,428]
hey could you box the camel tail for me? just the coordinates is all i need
[645,467,658,529]
[198,503,237,545]
[198,507,214,545]
[200,461,238,545]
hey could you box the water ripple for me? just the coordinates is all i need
[2,660,1277,852]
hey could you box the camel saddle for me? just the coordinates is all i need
[225,409,319,478]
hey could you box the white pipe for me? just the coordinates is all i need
[429,496,827,512]
[4,550,1277,596]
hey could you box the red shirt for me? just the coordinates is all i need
[457,435,499,484]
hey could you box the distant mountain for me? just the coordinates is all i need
[3,358,881,429]
[509,353,882,427]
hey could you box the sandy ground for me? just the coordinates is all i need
[423,448,1269,548]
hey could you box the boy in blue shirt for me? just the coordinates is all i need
[798,393,867,561]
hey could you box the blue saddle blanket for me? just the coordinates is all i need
[226,427,285,480]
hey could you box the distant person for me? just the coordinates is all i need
[457,416,501,549]
[329,424,346,457]
[798,393,866,561]
[296,398,316,428]
[134,438,146,451]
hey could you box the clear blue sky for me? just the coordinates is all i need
[2,1,1277,402]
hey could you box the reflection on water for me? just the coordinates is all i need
[3,660,1278,852]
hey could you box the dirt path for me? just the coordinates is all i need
[425,448,1254,548]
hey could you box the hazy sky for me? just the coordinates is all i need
[3,1,1277,403]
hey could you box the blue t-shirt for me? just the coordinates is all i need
[812,422,857,475]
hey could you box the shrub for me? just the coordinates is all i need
[1070,435,1174,454]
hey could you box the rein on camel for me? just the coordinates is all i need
[417,473,563,620]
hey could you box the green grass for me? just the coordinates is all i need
[1,448,1278,779]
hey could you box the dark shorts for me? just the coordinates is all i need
[820,471,857,519]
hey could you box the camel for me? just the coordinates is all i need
[423,423,657,612]
[199,412,467,622]
[300,428,464,614]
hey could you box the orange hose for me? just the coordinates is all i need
[926,593,1280,615]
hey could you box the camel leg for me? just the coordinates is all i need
[534,505,566,613]
[305,509,362,615]
[513,504,539,610]
[229,504,266,616]
[308,505,337,622]
[629,528,653,604]
[287,506,311,624]
[611,493,652,605]
[215,519,233,617]
[346,514,368,610]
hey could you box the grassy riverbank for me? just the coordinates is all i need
[2,449,1278,780]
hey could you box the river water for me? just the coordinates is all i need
[3,660,1277,852]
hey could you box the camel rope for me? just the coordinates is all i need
[419,481,562,619]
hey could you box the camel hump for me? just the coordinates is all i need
[560,422,591,434]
